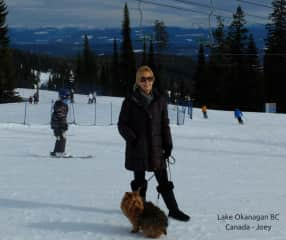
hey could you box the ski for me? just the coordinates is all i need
[30,153,94,159]
[53,155,93,159]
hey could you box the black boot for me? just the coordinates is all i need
[131,180,147,201]
[157,181,190,222]
[53,139,61,153]
[58,137,66,152]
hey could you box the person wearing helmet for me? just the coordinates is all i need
[234,108,243,124]
[50,89,70,157]
[201,105,208,119]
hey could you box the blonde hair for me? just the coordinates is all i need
[135,65,155,85]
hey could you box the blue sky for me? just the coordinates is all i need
[6,0,273,28]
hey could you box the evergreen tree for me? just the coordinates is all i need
[264,0,286,112]
[193,44,206,105]
[148,39,155,70]
[226,6,249,108]
[47,76,55,90]
[141,37,147,65]
[153,20,168,93]
[0,0,17,102]
[245,33,264,110]
[75,34,97,93]
[99,64,108,94]
[111,38,121,96]
[147,39,161,91]
[227,6,248,63]
[120,3,136,95]
[154,20,168,53]
[207,16,229,107]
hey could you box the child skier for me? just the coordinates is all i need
[50,89,70,157]
[201,105,208,119]
[234,108,243,124]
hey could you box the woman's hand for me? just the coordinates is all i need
[163,146,172,159]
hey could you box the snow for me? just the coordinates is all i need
[0,89,286,240]
[39,72,52,87]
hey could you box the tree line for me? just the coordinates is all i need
[1,0,286,113]
[194,1,286,112]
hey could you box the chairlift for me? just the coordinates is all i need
[205,0,216,48]
[135,0,154,44]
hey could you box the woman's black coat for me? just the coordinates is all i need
[118,90,173,171]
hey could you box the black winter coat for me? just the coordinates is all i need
[118,90,173,171]
[51,100,68,131]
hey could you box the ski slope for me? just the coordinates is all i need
[0,89,286,240]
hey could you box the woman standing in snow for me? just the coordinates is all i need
[118,65,190,221]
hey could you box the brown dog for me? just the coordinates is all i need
[120,190,168,238]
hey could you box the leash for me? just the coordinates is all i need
[137,155,177,203]
[166,155,176,181]
[156,155,176,202]
[146,154,176,184]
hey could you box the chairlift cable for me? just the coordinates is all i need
[166,0,268,20]
[138,0,143,31]
[236,0,272,9]
[133,0,212,16]
[131,0,268,32]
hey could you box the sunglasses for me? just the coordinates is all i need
[140,76,154,82]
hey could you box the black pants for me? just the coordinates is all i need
[53,129,66,153]
[133,168,169,186]
[237,117,243,124]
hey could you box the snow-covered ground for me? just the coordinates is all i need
[0,89,286,240]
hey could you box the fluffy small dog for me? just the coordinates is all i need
[120,190,168,238]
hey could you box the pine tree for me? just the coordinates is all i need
[193,44,206,105]
[0,0,17,102]
[83,34,97,91]
[154,20,168,53]
[75,34,97,93]
[141,37,147,65]
[148,39,155,70]
[245,34,264,110]
[264,0,286,112]
[111,38,121,96]
[226,5,249,108]
[208,16,229,107]
[227,6,248,64]
[99,64,108,94]
[153,20,168,93]
[120,3,136,95]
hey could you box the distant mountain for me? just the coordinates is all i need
[9,25,267,57]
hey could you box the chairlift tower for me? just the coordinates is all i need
[135,0,154,43]
[207,0,215,47]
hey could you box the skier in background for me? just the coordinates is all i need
[28,96,33,104]
[92,91,97,104]
[88,93,93,104]
[234,108,243,124]
[50,89,70,157]
[33,92,39,104]
[201,105,208,119]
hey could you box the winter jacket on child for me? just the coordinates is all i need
[51,100,68,131]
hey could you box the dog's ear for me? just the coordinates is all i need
[125,192,132,197]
